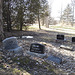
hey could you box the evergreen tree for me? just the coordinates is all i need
[3,0,49,31]
[12,0,25,31]
[27,0,49,29]
[3,0,12,31]
[71,0,75,26]
[61,4,73,25]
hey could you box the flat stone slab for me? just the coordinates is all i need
[60,45,73,50]
[46,55,62,64]
[18,36,33,39]
[56,39,66,43]
[26,51,47,58]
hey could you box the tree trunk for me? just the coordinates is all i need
[7,12,11,31]
[38,13,41,30]
[0,0,4,41]
[7,17,10,32]
[9,0,12,30]
[20,20,23,31]
[20,23,22,31]
[45,17,49,28]
[7,0,11,32]
[42,18,44,26]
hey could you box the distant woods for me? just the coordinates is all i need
[1,0,75,32]
[60,0,75,26]
[2,0,51,31]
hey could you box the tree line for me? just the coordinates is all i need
[2,0,50,31]
[60,0,75,26]
[0,0,52,41]
[1,0,75,41]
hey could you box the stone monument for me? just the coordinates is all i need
[2,37,23,56]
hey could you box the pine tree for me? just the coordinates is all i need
[27,0,49,29]
[61,4,73,26]
[3,0,12,31]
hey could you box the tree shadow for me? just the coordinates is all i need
[2,29,75,74]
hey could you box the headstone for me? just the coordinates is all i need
[46,55,62,64]
[2,37,22,55]
[57,35,64,40]
[60,45,73,51]
[18,36,33,39]
[3,37,18,50]
[30,43,45,54]
[72,37,75,42]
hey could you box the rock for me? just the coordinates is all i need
[0,48,2,51]
[17,62,20,65]
[34,71,38,75]
[36,62,39,65]
[7,57,11,60]
[9,60,13,64]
